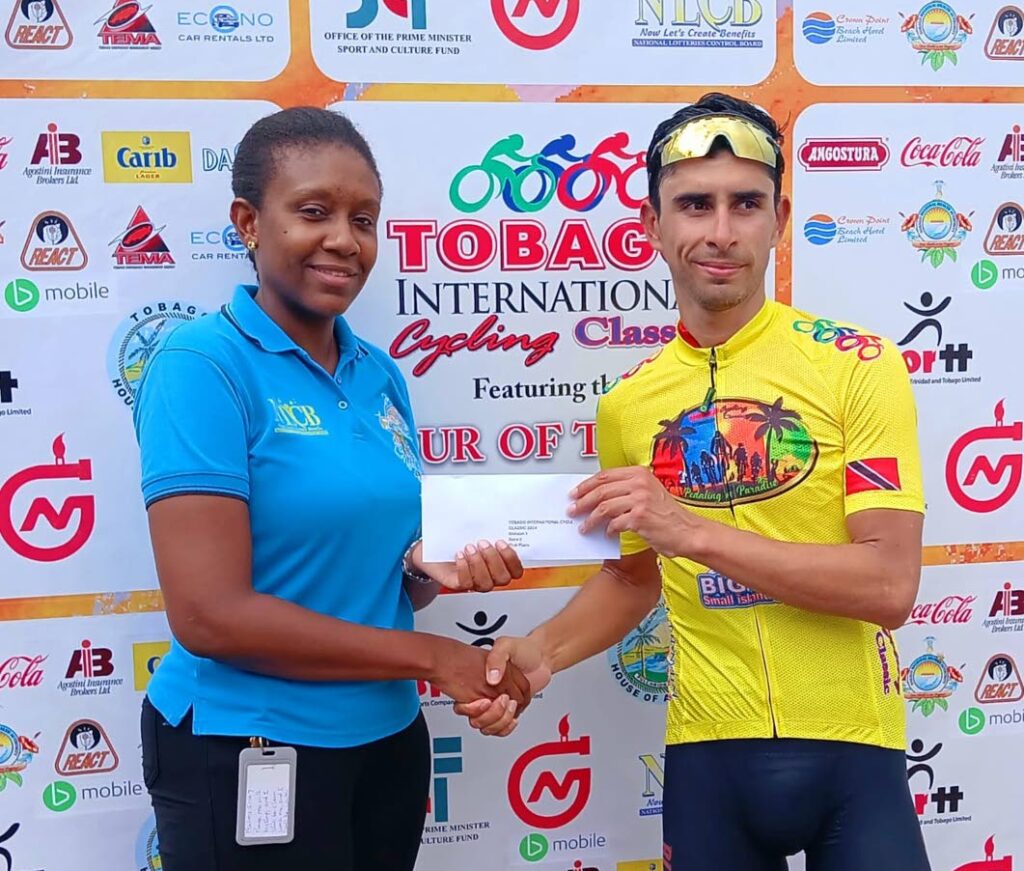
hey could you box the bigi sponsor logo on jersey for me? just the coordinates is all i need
[96,0,161,47]
[4,0,72,48]
[102,132,192,184]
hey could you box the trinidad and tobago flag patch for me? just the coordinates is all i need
[846,458,902,495]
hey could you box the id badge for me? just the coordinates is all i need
[236,745,297,846]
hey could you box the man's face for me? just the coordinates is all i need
[641,148,790,314]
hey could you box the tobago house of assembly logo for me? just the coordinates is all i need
[108,301,205,408]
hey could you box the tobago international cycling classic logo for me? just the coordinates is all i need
[449,131,646,214]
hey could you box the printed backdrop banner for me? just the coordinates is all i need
[0,2,1022,871]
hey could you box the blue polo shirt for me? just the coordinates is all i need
[134,285,422,748]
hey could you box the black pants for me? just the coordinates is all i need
[141,697,430,871]
[662,738,931,871]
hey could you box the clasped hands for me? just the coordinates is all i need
[419,466,696,737]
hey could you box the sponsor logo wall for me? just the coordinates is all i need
[0,5,1021,871]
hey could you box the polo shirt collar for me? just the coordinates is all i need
[226,284,363,364]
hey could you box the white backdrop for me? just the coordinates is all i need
[1,2,1023,870]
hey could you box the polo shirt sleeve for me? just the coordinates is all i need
[595,391,647,557]
[840,338,925,517]
[133,348,250,507]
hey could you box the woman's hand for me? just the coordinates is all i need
[410,539,524,592]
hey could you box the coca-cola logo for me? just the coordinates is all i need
[901,136,985,168]
[905,596,976,627]
[0,655,46,690]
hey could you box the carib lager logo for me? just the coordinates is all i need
[450,131,646,214]
[101,131,192,184]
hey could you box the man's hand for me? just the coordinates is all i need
[411,539,524,592]
[568,466,702,559]
[454,635,553,737]
[430,638,533,723]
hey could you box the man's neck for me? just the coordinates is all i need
[675,287,767,349]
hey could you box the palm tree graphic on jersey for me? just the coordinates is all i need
[651,395,816,506]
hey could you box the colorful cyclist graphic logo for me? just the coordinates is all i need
[792,317,884,362]
[900,180,973,268]
[650,397,818,508]
[449,132,647,214]
[900,3,973,70]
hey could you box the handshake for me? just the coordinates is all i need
[411,537,551,738]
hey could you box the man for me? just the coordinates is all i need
[457,94,930,871]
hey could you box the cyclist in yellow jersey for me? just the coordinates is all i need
[456,94,930,871]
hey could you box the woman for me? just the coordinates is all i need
[134,107,529,871]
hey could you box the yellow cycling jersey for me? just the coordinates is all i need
[597,298,924,750]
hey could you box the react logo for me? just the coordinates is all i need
[0,434,94,563]
[4,0,72,48]
[508,715,591,829]
[20,211,87,271]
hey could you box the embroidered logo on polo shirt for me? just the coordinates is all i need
[377,394,420,478]
[268,398,328,437]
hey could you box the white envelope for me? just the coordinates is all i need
[421,473,621,566]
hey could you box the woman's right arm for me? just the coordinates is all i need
[148,492,529,705]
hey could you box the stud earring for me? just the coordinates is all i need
[246,239,257,251]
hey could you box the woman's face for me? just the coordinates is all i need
[233,143,381,319]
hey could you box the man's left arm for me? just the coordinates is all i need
[572,337,925,630]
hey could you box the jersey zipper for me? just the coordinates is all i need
[705,345,778,737]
